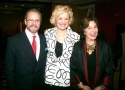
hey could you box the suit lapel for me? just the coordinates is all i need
[34,34,46,72]
[21,31,37,61]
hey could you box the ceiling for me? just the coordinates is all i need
[36,0,97,4]
[0,0,95,13]
[0,0,112,13]
[6,0,98,4]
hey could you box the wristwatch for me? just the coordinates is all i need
[101,85,106,90]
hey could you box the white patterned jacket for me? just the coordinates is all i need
[44,26,80,87]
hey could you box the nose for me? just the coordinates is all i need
[32,20,37,25]
[92,27,97,31]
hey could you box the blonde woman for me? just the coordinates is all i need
[44,5,80,90]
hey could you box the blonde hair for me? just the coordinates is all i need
[50,5,74,26]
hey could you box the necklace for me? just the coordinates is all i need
[86,41,96,55]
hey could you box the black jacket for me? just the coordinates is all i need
[5,31,47,90]
[70,39,113,89]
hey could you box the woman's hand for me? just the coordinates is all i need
[82,85,91,90]
[94,85,102,90]
[77,82,91,90]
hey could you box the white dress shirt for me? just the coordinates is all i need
[25,28,40,61]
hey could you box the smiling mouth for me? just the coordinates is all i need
[60,25,65,27]
[90,34,97,37]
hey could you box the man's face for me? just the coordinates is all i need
[24,12,41,35]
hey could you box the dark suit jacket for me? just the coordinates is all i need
[70,39,113,89]
[5,31,47,90]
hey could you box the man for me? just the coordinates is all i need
[5,8,47,90]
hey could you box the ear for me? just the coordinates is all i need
[24,19,27,25]
[84,32,86,35]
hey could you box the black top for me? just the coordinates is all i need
[70,39,113,89]
[87,50,96,88]
[55,41,63,58]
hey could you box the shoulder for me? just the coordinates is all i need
[72,40,83,56]
[68,27,79,36]
[72,31,80,37]
[44,27,56,35]
[6,32,25,46]
[38,33,44,37]
[8,31,24,40]
[38,33,45,38]
[68,29,80,41]
[97,39,110,47]
[74,39,83,48]
[38,34,46,46]
[97,39,112,52]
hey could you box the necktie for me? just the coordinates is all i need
[32,36,36,55]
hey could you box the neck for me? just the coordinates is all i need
[57,28,67,33]
[86,40,95,45]
[86,40,96,55]
[56,29,68,43]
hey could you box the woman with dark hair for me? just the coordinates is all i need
[70,17,113,90]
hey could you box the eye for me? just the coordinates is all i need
[35,19,40,22]
[65,18,69,20]
[94,26,97,29]
[88,27,91,29]
[30,19,33,22]
[26,19,33,22]
[58,18,62,20]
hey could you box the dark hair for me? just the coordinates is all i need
[79,17,98,39]
[24,8,42,21]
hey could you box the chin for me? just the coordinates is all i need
[31,30,37,33]
[91,38,96,41]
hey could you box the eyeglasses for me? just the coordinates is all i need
[26,19,40,23]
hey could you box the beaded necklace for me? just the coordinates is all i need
[86,41,96,55]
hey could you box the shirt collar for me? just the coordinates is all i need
[25,28,38,39]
